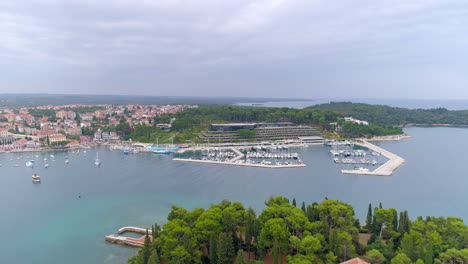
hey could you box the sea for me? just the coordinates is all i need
[1,100,468,264]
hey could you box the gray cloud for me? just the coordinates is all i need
[1,0,468,99]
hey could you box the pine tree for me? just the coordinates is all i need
[217,232,234,264]
[209,232,218,264]
[379,202,383,209]
[147,250,161,264]
[142,229,151,264]
[424,244,434,264]
[306,203,320,222]
[366,203,373,230]
[245,208,257,253]
[372,207,381,236]
[236,249,247,264]
[301,201,306,212]
[292,198,297,207]
[392,210,399,232]
[398,211,410,235]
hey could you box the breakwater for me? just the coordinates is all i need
[341,141,405,176]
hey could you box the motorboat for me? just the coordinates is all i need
[95,153,101,167]
[32,174,41,183]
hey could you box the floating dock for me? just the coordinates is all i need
[341,141,405,176]
[105,227,152,248]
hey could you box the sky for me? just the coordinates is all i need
[1,0,468,99]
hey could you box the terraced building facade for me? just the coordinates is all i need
[199,122,323,143]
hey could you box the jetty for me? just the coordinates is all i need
[105,227,152,248]
[174,146,306,168]
[173,158,306,168]
[341,141,405,176]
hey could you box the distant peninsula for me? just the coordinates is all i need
[307,102,468,127]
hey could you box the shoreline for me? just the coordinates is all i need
[362,134,412,142]
[405,123,468,128]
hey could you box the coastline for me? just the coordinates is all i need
[405,123,468,128]
[358,133,411,142]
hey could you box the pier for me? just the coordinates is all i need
[174,146,306,168]
[173,158,306,168]
[105,227,152,248]
[341,141,405,176]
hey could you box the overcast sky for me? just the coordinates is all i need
[1,0,468,99]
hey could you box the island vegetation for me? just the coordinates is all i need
[308,102,468,126]
[147,106,403,143]
[128,196,468,264]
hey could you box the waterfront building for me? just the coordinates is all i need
[33,129,56,137]
[0,127,8,138]
[200,122,323,143]
[0,128,13,145]
[49,134,67,143]
[94,130,102,140]
[65,127,82,136]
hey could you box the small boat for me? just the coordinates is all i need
[354,167,370,172]
[32,174,41,183]
[65,159,69,164]
[44,164,49,168]
[50,155,55,158]
[94,153,101,167]
[44,158,48,161]
[26,161,34,167]
[13,164,19,167]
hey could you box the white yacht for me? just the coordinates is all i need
[32,174,41,183]
[94,153,101,167]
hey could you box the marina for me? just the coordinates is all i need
[326,140,405,176]
[341,141,405,176]
[173,146,306,168]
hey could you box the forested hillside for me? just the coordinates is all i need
[308,102,468,126]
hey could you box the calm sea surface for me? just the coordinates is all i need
[0,126,467,263]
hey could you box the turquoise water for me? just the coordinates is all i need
[1,126,467,263]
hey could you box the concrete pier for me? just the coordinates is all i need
[118,226,151,235]
[341,141,405,176]
[106,227,152,248]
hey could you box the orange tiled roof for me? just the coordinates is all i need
[340,258,371,264]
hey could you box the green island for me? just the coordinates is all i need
[128,196,468,264]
